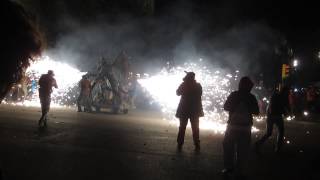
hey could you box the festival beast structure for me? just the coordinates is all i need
[88,51,134,114]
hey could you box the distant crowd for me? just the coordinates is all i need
[255,85,320,118]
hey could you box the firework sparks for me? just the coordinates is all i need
[138,61,259,133]
[3,55,85,107]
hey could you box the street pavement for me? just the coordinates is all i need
[0,105,319,180]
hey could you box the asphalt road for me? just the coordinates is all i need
[0,105,319,180]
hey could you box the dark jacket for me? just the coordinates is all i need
[39,74,57,95]
[176,80,204,118]
[224,90,259,126]
[268,92,289,116]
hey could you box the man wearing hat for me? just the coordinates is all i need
[176,71,204,152]
[38,70,58,127]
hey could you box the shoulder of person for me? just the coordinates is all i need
[249,93,257,98]
[230,91,239,96]
[225,91,238,100]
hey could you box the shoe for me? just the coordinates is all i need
[44,118,47,127]
[38,119,46,128]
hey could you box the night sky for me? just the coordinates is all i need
[157,0,319,55]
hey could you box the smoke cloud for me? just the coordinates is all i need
[21,0,285,86]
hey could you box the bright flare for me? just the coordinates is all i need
[4,55,85,107]
[138,62,259,133]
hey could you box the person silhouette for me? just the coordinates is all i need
[221,76,259,178]
[176,71,204,152]
[38,70,58,127]
[255,86,290,153]
[77,75,92,112]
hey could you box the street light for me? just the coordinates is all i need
[293,59,299,67]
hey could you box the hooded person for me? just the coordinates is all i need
[176,71,204,152]
[221,76,259,177]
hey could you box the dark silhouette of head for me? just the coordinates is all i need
[0,0,44,102]
[48,70,54,76]
[183,71,195,82]
[238,76,254,92]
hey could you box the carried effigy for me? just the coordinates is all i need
[89,52,132,114]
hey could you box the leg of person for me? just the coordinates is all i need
[77,94,82,112]
[177,117,188,151]
[42,95,51,127]
[255,117,274,147]
[222,126,236,174]
[131,94,136,109]
[236,128,252,178]
[190,116,200,151]
[275,117,285,152]
[39,94,46,127]
[85,96,92,112]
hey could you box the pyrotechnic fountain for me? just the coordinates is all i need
[138,60,259,133]
[3,56,263,132]
[3,55,85,107]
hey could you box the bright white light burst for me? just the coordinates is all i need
[4,55,85,107]
[138,62,258,133]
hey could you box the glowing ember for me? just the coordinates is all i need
[138,61,259,133]
[255,115,266,122]
[286,115,295,121]
[3,55,85,107]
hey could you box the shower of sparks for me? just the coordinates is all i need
[138,61,259,133]
[3,56,85,107]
